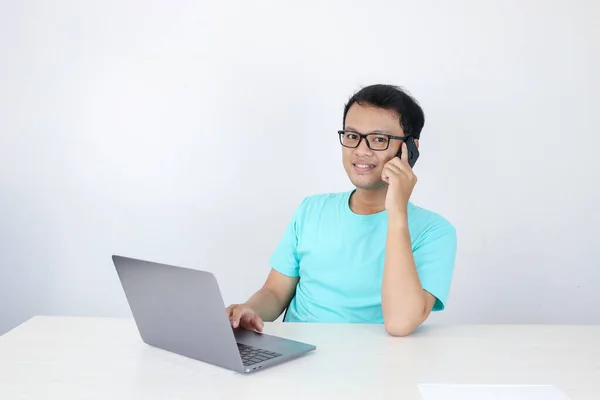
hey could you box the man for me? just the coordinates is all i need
[226,84,457,336]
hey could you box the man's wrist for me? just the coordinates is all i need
[387,209,409,228]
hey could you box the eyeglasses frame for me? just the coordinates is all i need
[337,129,409,151]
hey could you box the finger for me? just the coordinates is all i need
[385,162,403,175]
[382,164,402,181]
[226,304,236,318]
[400,142,408,163]
[388,156,412,176]
[240,313,255,330]
[386,156,408,171]
[252,315,264,332]
[381,167,390,183]
[240,312,262,331]
[231,307,249,328]
[382,164,399,183]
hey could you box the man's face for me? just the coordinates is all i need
[342,103,407,190]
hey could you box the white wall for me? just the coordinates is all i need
[1,0,599,335]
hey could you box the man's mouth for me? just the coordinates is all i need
[352,163,376,172]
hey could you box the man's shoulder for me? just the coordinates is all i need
[408,203,457,254]
[408,202,456,237]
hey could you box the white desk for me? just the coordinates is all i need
[0,316,598,399]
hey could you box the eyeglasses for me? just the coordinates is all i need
[337,130,407,151]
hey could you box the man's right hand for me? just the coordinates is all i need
[226,304,264,332]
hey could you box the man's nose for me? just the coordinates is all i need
[354,137,373,155]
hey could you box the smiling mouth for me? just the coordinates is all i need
[352,163,376,172]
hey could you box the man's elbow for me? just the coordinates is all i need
[384,308,430,336]
[382,294,434,336]
[384,319,419,337]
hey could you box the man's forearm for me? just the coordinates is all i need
[381,213,428,336]
[244,287,287,322]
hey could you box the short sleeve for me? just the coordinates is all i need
[413,223,457,311]
[268,199,307,278]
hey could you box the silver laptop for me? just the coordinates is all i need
[112,255,315,373]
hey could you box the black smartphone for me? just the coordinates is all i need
[397,136,419,168]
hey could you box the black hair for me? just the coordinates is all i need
[342,84,425,139]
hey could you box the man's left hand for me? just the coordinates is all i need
[382,142,417,216]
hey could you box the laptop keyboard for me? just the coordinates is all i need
[237,343,282,366]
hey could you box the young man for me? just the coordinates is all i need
[226,84,457,336]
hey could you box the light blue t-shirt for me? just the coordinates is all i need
[269,190,457,323]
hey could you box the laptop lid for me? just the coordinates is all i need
[112,255,244,371]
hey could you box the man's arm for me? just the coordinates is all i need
[380,141,452,337]
[381,215,436,336]
[227,269,298,331]
[229,196,307,331]
[243,269,298,321]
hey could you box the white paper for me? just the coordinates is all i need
[418,384,571,400]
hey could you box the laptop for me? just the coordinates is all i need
[112,255,316,373]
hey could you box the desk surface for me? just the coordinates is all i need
[0,316,598,399]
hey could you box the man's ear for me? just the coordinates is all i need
[415,139,419,148]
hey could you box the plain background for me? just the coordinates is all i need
[1,1,599,335]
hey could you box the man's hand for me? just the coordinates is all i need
[226,303,264,332]
[382,142,418,216]
[224,269,298,333]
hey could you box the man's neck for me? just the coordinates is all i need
[349,187,387,215]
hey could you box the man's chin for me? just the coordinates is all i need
[351,178,387,191]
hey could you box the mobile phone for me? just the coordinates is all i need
[397,136,419,168]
